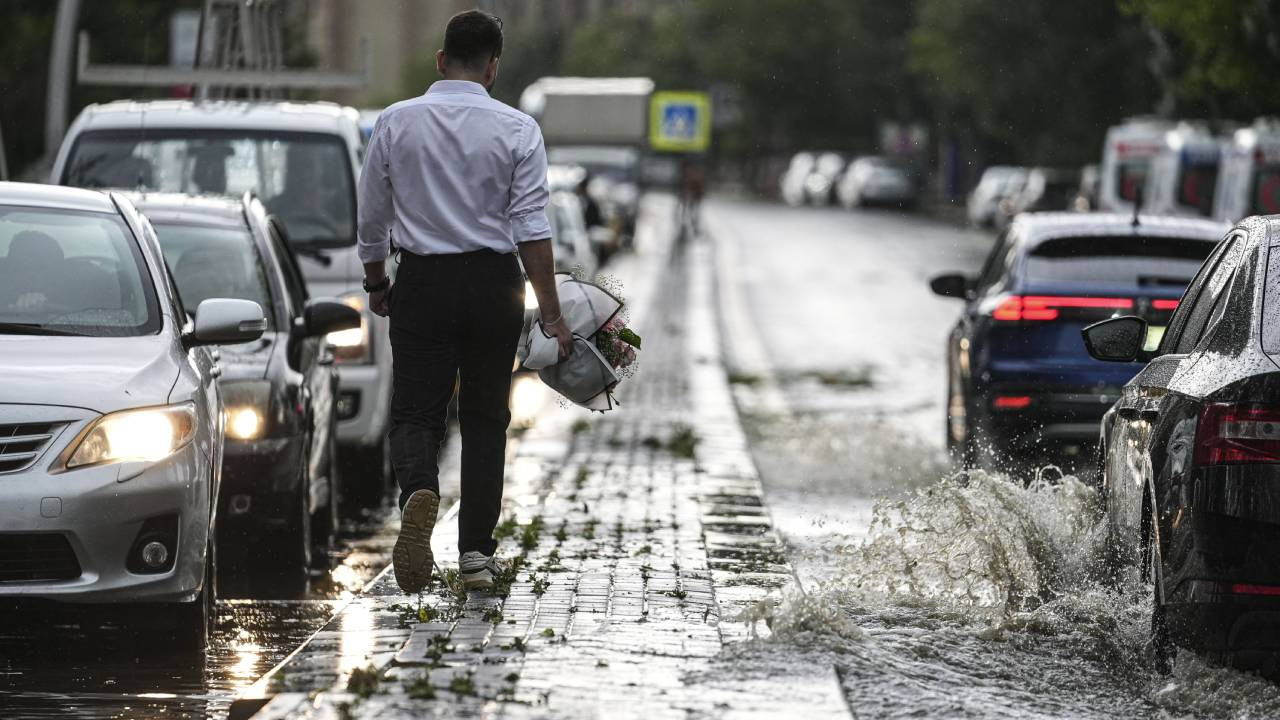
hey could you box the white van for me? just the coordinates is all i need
[1142,122,1224,218]
[1098,117,1175,213]
[52,100,394,506]
[1213,118,1280,223]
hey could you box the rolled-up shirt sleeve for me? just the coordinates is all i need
[508,121,552,244]
[357,116,394,263]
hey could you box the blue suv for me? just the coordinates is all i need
[930,213,1227,472]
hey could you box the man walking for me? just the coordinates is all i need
[357,10,573,594]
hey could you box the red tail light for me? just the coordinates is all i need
[1152,299,1180,311]
[993,395,1032,410]
[1194,403,1280,466]
[1229,583,1280,597]
[992,295,1133,322]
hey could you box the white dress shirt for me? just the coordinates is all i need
[357,80,552,263]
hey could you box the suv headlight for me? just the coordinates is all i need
[327,293,371,363]
[57,403,197,471]
[222,380,273,440]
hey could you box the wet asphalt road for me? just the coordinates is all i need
[708,196,992,586]
[707,196,1280,718]
[0,506,399,719]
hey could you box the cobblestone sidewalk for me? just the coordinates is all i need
[231,206,850,720]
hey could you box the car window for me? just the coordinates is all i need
[1023,235,1212,285]
[0,205,160,336]
[1250,165,1280,215]
[268,219,308,314]
[1172,235,1244,354]
[976,231,1015,293]
[1115,157,1150,203]
[151,221,277,330]
[63,129,355,248]
[1176,156,1219,216]
[1260,245,1280,355]
[1159,235,1232,354]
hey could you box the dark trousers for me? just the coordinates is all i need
[388,248,524,556]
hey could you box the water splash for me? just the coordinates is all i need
[750,468,1280,717]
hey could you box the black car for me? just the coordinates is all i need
[932,213,1226,473]
[132,193,358,594]
[1085,215,1280,670]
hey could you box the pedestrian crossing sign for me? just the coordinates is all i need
[649,91,711,153]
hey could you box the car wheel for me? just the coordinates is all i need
[170,538,215,652]
[340,435,392,512]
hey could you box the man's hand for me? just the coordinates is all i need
[370,284,392,317]
[545,316,573,360]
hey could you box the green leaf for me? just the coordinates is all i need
[618,328,642,349]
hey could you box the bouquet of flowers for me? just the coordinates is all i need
[520,273,640,412]
[595,315,641,371]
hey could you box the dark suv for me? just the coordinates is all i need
[931,212,1226,473]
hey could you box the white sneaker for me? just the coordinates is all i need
[459,551,501,592]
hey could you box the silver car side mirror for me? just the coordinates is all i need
[188,298,267,347]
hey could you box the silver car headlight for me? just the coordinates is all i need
[57,402,197,471]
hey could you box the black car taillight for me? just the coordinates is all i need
[1194,403,1280,466]
[991,295,1133,322]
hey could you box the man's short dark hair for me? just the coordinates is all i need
[444,10,504,69]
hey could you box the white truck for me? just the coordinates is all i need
[1213,118,1280,223]
[520,77,655,258]
[51,100,394,508]
[1142,121,1224,218]
[1098,117,1176,214]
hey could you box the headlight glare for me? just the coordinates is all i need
[63,403,197,470]
[328,293,371,362]
[226,406,264,440]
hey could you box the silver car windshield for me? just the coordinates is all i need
[0,206,160,336]
[151,223,276,331]
[63,129,355,248]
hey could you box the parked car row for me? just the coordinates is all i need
[780,152,919,210]
[0,181,360,650]
[0,98,397,651]
[50,99,396,510]
[970,116,1280,234]
[967,166,1086,230]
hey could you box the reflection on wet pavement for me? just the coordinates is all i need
[711,198,1280,718]
[0,507,398,719]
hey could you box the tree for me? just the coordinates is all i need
[560,1,923,159]
[1123,0,1280,120]
[0,0,197,178]
[911,0,1158,165]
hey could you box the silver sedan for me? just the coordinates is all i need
[0,182,264,650]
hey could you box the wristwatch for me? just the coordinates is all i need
[362,275,390,293]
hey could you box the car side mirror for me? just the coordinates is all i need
[1082,316,1148,362]
[299,298,361,338]
[929,273,972,299]
[188,299,266,347]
